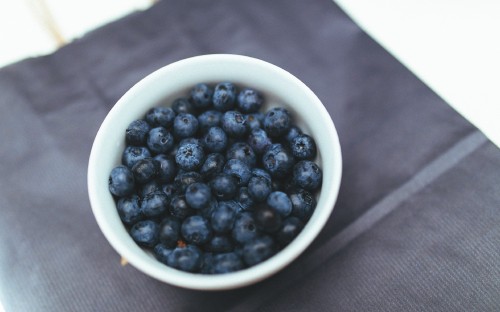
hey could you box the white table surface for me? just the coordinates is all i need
[0,0,498,148]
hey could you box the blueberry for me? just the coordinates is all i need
[202,127,228,153]
[175,143,205,171]
[122,146,151,169]
[172,97,195,115]
[211,200,238,234]
[159,217,181,248]
[200,153,225,180]
[169,195,195,219]
[245,113,264,130]
[263,107,291,138]
[242,235,276,266]
[198,110,222,132]
[167,245,202,272]
[139,180,162,198]
[190,83,213,110]
[174,171,202,193]
[116,194,142,224]
[223,159,251,187]
[262,143,294,179]
[173,113,199,139]
[153,243,173,264]
[130,220,159,247]
[125,119,150,145]
[205,235,234,253]
[109,165,135,197]
[293,160,322,191]
[209,174,238,200]
[200,198,219,219]
[237,88,263,113]
[212,82,237,111]
[185,182,212,209]
[212,252,245,274]
[290,188,316,221]
[251,168,272,182]
[162,183,178,198]
[140,191,169,217]
[226,142,257,167]
[237,187,255,211]
[247,176,272,202]
[267,191,292,217]
[222,111,247,138]
[247,128,272,155]
[146,127,174,155]
[254,205,282,233]
[284,126,302,144]
[181,215,212,245]
[131,157,160,184]
[276,216,304,246]
[154,154,177,183]
[145,107,176,128]
[290,134,316,160]
[200,252,214,274]
[232,212,259,244]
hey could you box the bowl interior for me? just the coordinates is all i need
[88,54,342,290]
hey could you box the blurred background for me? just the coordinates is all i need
[0,0,499,147]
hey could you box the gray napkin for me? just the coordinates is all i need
[0,0,498,311]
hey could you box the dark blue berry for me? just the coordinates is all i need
[267,191,292,217]
[154,154,177,183]
[174,171,202,193]
[172,97,195,115]
[237,88,263,113]
[293,160,322,191]
[290,134,316,160]
[202,127,228,153]
[237,187,254,211]
[162,183,178,198]
[262,143,294,178]
[175,143,205,171]
[210,200,238,234]
[185,182,212,209]
[212,252,245,274]
[242,235,276,266]
[209,174,238,200]
[276,216,304,246]
[122,146,151,169]
[247,128,272,155]
[212,82,236,111]
[139,180,162,198]
[197,110,222,132]
[190,83,213,110]
[232,212,259,244]
[263,107,291,138]
[284,126,302,144]
[116,194,142,224]
[245,113,264,130]
[222,111,247,138]
[167,245,202,272]
[200,252,214,274]
[200,153,225,180]
[290,188,316,221]
[199,198,219,219]
[205,235,234,253]
[226,142,257,167]
[146,107,176,128]
[223,159,251,187]
[131,157,160,184]
[251,168,272,182]
[130,220,159,247]
[255,205,282,233]
[140,191,169,218]
[147,127,174,155]
[247,176,272,202]
[169,195,195,219]
[126,119,150,145]
[109,165,135,197]
[173,113,199,139]
[181,215,212,245]
[179,137,202,147]
[153,243,173,264]
[159,217,181,248]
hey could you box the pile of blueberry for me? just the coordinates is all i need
[108,82,322,274]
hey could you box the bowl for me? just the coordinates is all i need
[87,54,342,290]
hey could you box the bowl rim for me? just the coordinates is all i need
[87,54,342,290]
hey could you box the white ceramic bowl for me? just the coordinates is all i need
[88,54,342,290]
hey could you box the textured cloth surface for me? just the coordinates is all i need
[0,0,498,311]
